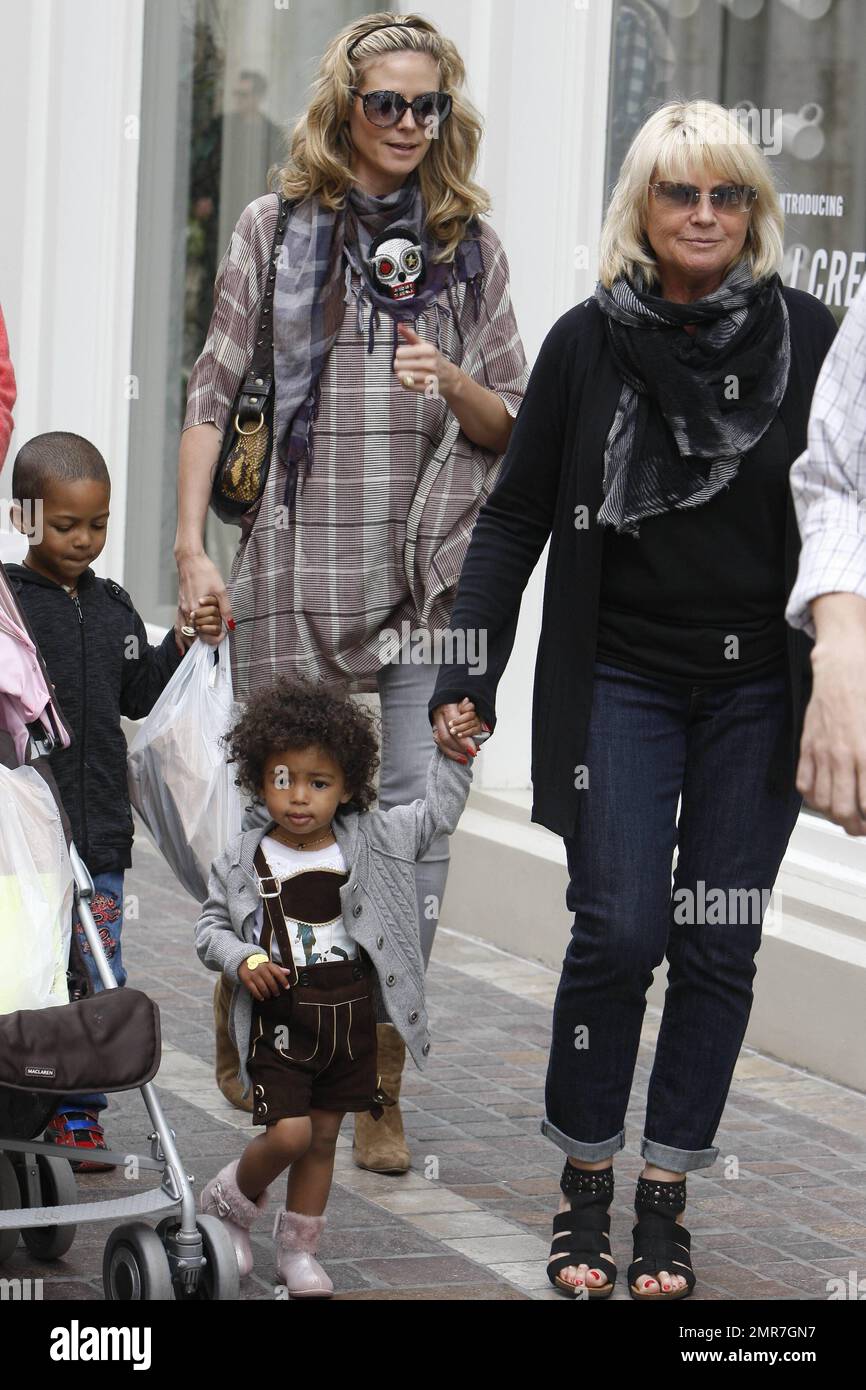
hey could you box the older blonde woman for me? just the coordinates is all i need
[175,11,527,1176]
[430,100,836,1299]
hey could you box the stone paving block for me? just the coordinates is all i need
[405,1211,520,1239]
[449,1184,514,1200]
[443,1232,550,1263]
[346,1255,491,1286]
[318,1225,445,1260]
[336,1283,529,1300]
[489,1260,552,1290]
[369,1189,479,1215]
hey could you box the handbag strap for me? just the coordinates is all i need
[235,194,292,428]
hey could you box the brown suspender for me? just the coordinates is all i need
[253,844,299,986]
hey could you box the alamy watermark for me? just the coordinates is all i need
[379,622,487,675]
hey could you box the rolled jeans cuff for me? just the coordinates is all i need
[540,1116,625,1162]
[641,1135,719,1173]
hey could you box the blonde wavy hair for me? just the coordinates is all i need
[275,11,490,262]
[599,99,785,290]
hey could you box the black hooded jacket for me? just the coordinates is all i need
[7,563,183,874]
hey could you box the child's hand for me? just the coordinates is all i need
[192,593,223,639]
[446,697,488,742]
[238,958,293,1000]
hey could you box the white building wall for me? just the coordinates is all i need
[0,0,144,582]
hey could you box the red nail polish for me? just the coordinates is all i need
[459,757,468,765]
[227,618,236,630]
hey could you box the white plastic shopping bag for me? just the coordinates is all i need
[127,639,243,902]
[0,764,73,1014]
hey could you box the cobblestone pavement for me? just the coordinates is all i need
[4,828,866,1302]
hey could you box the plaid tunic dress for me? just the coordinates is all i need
[184,194,528,699]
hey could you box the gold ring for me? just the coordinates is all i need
[401,373,416,388]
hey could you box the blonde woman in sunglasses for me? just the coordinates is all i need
[431,99,837,1300]
[176,13,528,1190]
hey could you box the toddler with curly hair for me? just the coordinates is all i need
[194,674,482,1297]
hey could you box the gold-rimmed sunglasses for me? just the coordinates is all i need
[649,182,759,213]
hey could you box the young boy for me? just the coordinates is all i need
[8,430,220,1169]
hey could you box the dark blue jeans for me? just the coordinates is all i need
[541,661,802,1173]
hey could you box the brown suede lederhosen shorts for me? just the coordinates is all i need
[247,955,381,1124]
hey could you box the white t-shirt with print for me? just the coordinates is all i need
[252,835,357,969]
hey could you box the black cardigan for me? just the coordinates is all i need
[428,288,838,840]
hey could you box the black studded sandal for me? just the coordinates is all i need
[547,1162,616,1299]
[628,1176,696,1301]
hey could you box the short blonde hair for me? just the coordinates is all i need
[599,99,784,290]
[275,11,490,262]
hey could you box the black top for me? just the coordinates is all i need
[596,413,790,685]
[428,288,838,839]
[7,564,182,875]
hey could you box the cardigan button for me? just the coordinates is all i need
[352,903,362,918]
[408,1010,419,1024]
[386,974,396,986]
[422,1042,430,1056]
[376,935,384,949]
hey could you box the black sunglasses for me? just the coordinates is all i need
[349,88,453,129]
[650,181,758,212]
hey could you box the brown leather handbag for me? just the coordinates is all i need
[210,195,291,524]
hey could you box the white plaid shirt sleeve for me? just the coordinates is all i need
[786,281,866,639]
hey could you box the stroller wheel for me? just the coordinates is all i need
[103,1222,173,1301]
[0,1153,21,1262]
[156,1214,240,1301]
[18,1153,77,1261]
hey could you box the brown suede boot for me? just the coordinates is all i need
[214,975,253,1113]
[352,1023,411,1174]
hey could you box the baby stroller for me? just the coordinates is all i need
[0,559,238,1300]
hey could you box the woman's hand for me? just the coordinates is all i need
[175,551,235,652]
[394,323,459,401]
[238,959,293,1001]
[394,323,513,453]
[431,698,491,763]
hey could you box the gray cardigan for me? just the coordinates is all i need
[194,746,473,1094]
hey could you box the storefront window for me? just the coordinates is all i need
[605,0,866,322]
[126,0,369,628]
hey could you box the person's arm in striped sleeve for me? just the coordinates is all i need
[787,282,866,835]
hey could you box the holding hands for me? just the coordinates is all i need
[431,696,491,764]
[175,590,225,654]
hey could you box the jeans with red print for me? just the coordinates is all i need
[57,870,127,1116]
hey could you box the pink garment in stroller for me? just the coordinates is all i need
[0,563,70,762]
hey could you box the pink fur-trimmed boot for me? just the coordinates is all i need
[199,1160,268,1277]
[273,1209,333,1298]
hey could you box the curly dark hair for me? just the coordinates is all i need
[223,674,380,814]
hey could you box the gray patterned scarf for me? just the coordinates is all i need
[594,261,791,535]
[273,170,484,513]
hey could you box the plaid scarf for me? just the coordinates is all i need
[273,171,484,513]
[594,262,791,535]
